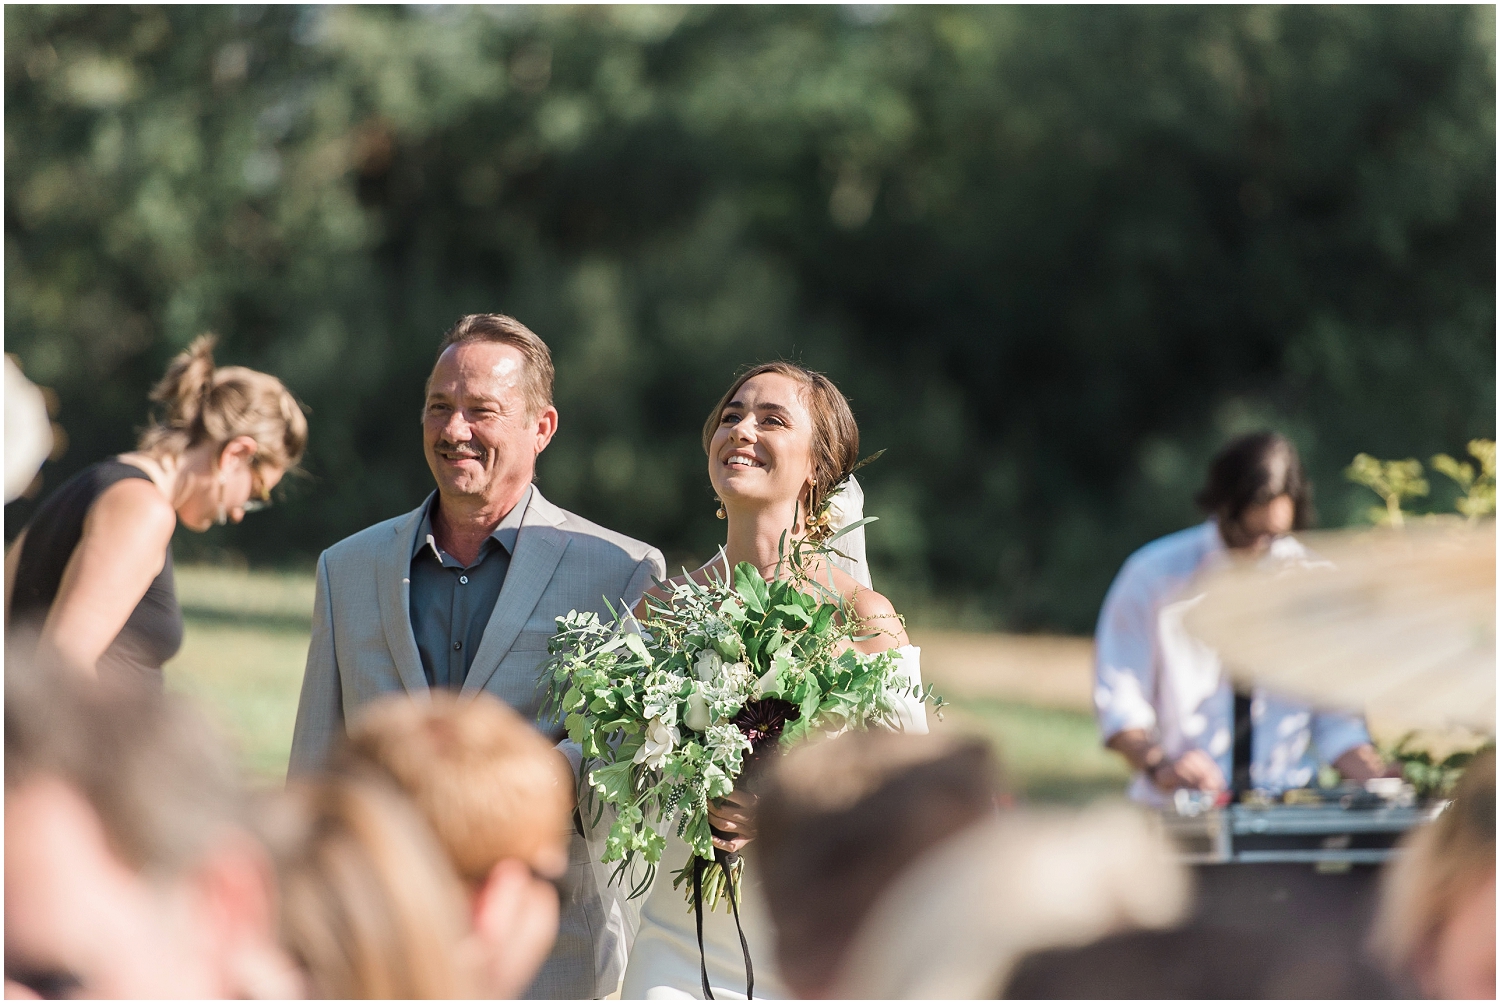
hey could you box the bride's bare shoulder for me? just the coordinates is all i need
[816,564,909,652]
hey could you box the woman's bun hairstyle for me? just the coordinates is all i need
[138,334,308,473]
[146,334,218,440]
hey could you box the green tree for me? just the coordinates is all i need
[6,6,1494,631]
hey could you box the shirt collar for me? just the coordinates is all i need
[411,484,533,562]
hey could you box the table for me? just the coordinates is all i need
[1163,802,1443,967]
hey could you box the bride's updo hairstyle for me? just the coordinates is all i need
[702,362,859,521]
[137,334,308,472]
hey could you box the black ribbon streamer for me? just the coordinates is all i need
[692,846,755,1000]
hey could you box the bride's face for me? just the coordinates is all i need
[709,373,815,512]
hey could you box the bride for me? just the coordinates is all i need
[618,362,927,1000]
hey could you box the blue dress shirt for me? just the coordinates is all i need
[408,485,531,689]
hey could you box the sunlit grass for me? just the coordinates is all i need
[166,565,1128,797]
[942,696,1131,803]
[166,565,313,782]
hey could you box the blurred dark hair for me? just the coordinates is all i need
[1194,431,1314,530]
[754,731,1005,996]
[1002,925,1398,999]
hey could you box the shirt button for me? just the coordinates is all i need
[452,641,462,651]
[459,575,468,584]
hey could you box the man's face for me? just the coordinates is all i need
[1220,494,1296,553]
[5,776,212,998]
[422,342,557,510]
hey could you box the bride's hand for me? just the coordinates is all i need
[707,789,758,853]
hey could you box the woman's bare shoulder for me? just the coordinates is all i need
[822,566,908,652]
[87,476,176,540]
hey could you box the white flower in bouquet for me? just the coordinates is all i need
[684,690,713,732]
[722,661,752,688]
[695,649,722,681]
[634,716,681,770]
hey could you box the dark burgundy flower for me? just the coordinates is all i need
[731,698,800,782]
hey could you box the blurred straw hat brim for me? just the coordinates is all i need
[1184,520,1495,735]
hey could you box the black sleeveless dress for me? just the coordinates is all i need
[9,459,184,688]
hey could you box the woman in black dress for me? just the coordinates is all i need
[5,335,307,686]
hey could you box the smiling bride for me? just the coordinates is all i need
[619,362,928,1000]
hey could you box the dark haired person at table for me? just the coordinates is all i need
[4,336,306,685]
[1093,432,1395,806]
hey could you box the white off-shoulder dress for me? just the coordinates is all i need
[620,646,929,1000]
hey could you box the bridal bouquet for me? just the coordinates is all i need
[542,543,943,910]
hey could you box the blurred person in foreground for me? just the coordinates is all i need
[1094,431,1394,806]
[1369,748,1495,999]
[289,313,664,998]
[337,692,573,998]
[4,336,306,685]
[752,730,1008,997]
[258,772,477,998]
[831,801,1191,998]
[4,663,302,999]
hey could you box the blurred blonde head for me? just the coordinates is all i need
[832,803,1192,999]
[1370,748,1496,998]
[5,665,300,999]
[342,691,572,882]
[259,774,474,999]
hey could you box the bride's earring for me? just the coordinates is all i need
[715,499,726,519]
[215,468,228,526]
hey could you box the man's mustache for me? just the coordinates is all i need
[434,440,484,459]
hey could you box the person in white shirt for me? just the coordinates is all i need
[1094,432,1395,807]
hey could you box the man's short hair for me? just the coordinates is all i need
[754,730,1006,995]
[340,692,572,883]
[4,664,244,876]
[433,313,555,419]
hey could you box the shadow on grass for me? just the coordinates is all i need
[180,605,312,634]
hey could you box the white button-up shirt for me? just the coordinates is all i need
[1093,521,1372,807]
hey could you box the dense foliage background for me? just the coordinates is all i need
[6,5,1494,632]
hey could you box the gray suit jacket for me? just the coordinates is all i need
[288,487,665,999]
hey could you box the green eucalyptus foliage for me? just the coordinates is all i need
[5,6,1494,630]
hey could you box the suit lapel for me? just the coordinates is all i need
[376,497,431,696]
[462,489,569,697]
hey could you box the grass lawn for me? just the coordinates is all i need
[938,696,1130,803]
[166,565,314,782]
[167,564,1129,800]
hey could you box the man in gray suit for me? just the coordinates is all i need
[288,313,665,999]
